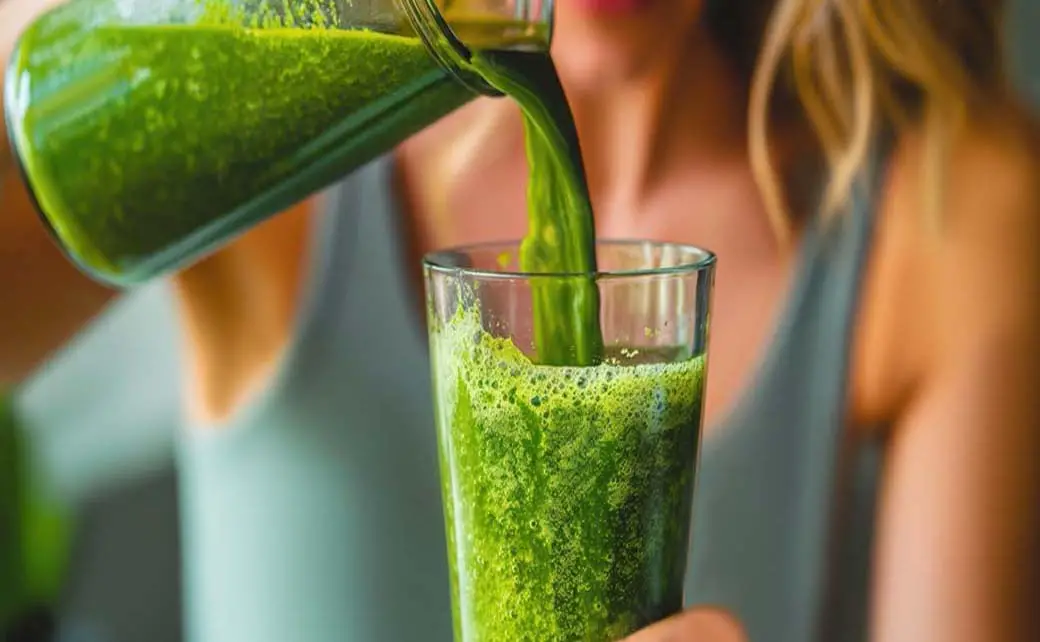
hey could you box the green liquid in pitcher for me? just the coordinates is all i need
[9,11,600,363]
[8,24,473,279]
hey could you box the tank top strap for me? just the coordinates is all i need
[794,139,894,642]
[276,156,400,397]
[685,138,894,642]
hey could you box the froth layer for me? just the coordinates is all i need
[432,310,705,416]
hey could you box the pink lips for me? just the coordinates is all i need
[569,0,652,14]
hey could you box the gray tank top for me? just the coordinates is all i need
[179,153,886,642]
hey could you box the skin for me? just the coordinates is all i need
[2,0,1038,640]
[0,0,117,385]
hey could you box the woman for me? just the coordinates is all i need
[2,0,1037,640]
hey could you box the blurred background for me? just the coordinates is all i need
[3,2,1039,641]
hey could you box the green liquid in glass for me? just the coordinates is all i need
[431,312,704,640]
[8,25,473,279]
[433,47,703,642]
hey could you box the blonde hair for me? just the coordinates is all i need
[707,0,1008,243]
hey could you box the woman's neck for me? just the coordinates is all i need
[560,33,749,214]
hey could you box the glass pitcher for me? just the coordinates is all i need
[3,0,551,285]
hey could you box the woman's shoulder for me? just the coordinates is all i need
[883,97,1039,261]
[853,97,1040,429]
[902,98,1037,198]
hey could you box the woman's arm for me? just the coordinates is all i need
[1,0,117,387]
[869,119,1040,642]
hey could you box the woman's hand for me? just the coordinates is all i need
[1,0,117,386]
[623,608,746,642]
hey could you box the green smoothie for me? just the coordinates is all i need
[471,50,603,367]
[430,310,705,641]
[8,23,473,280]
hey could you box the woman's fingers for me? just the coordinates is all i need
[622,607,747,642]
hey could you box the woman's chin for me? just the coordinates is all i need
[550,1,695,90]
[566,0,656,14]
[550,29,661,91]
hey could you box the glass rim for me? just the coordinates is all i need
[423,239,717,281]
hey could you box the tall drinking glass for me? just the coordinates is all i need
[424,240,716,641]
